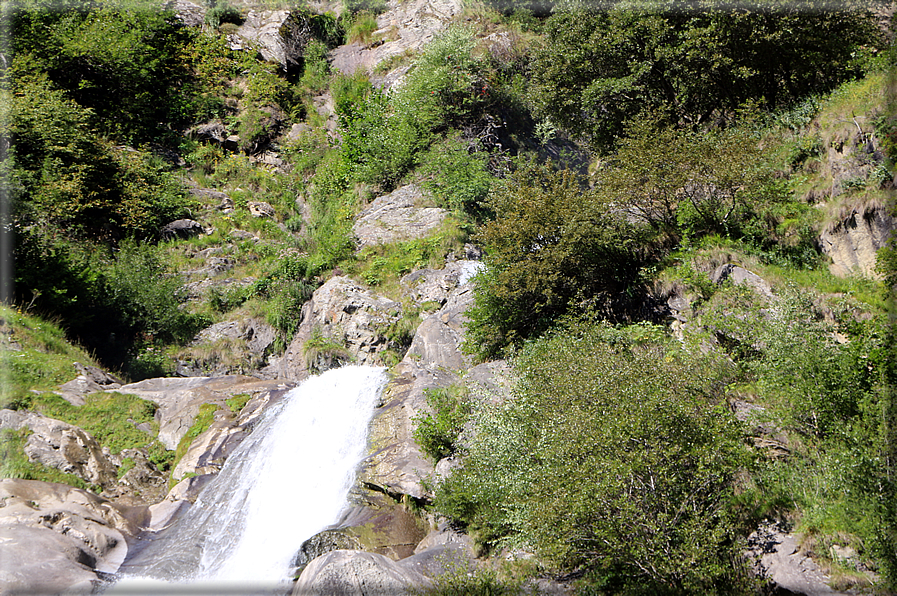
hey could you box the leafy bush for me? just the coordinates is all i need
[421,137,494,219]
[436,325,753,594]
[412,386,472,463]
[464,163,649,359]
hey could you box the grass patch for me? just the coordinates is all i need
[170,402,221,485]
[0,305,98,410]
[226,392,252,414]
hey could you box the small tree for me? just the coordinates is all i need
[464,163,648,359]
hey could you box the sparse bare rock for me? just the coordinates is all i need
[292,549,432,596]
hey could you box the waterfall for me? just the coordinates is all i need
[109,366,386,594]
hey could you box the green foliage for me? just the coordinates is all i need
[436,326,752,593]
[0,306,97,410]
[250,253,318,346]
[421,137,494,219]
[465,163,648,359]
[226,393,252,414]
[302,326,351,373]
[412,386,472,463]
[417,562,521,596]
[104,241,207,346]
[530,6,880,152]
[31,391,159,456]
[346,11,378,45]
[205,1,243,30]
[0,428,92,491]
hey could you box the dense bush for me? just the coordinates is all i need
[437,324,753,594]
[465,163,649,359]
[412,387,472,463]
[530,5,880,152]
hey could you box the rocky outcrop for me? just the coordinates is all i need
[178,318,278,377]
[231,10,315,72]
[819,206,895,278]
[353,184,449,249]
[57,362,124,406]
[330,0,463,83]
[160,218,204,241]
[0,478,142,595]
[711,263,775,299]
[279,276,403,381]
[292,549,432,596]
[747,521,856,596]
[0,410,119,489]
[111,376,294,450]
[169,385,289,483]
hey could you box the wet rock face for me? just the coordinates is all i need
[0,479,142,595]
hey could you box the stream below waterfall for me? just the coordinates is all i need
[106,366,387,595]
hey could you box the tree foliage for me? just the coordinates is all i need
[465,163,649,359]
[530,4,880,151]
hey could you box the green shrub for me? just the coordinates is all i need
[346,11,377,45]
[205,1,243,29]
[436,326,753,594]
[302,326,351,373]
[421,137,494,219]
[464,163,649,359]
[412,386,472,463]
[226,393,252,414]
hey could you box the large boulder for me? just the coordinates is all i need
[353,184,448,249]
[57,362,124,406]
[819,206,896,278]
[111,376,294,450]
[160,218,204,241]
[178,318,278,377]
[0,479,143,595]
[292,549,432,596]
[279,277,403,381]
[231,10,316,72]
[0,409,119,489]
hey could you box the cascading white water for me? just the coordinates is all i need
[110,366,386,594]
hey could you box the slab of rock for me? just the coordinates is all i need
[405,285,474,372]
[292,549,432,596]
[330,0,463,83]
[169,385,289,483]
[0,479,143,595]
[111,376,294,450]
[819,207,895,278]
[0,409,119,489]
[401,260,483,307]
[353,184,448,249]
[279,276,402,381]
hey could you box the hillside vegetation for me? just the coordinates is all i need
[1,0,896,593]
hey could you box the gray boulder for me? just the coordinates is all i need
[57,362,124,406]
[292,549,432,596]
[353,184,448,249]
[711,263,775,299]
[279,276,402,381]
[0,409,119,489]
[0,479,142,595]
[160,219,204,241]
[232,10,314,71]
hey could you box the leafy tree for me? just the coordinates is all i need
[530,4,879,151]
[465,163,648,359]
[437,325,752,594]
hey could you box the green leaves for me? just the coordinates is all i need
[437,327,751,593]
[465,163,648,358]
